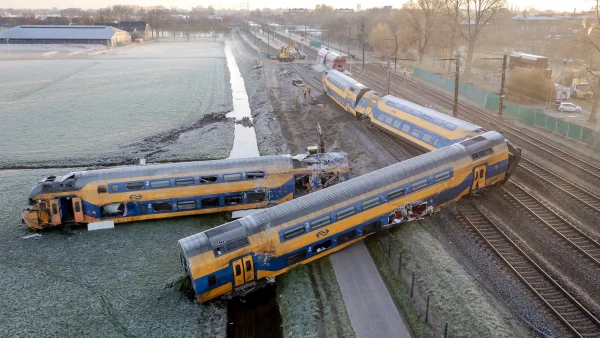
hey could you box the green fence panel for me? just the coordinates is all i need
[567,123,582,141]
[523,109,535,124]
[581,127,595,146]
[445,78,454,91]
[485,95,499,111]
[459,82,467,94]
[556,119,569,136]
[518,107,527,121]
[595,132,600,150]
[545,115,557,131]
[505,102,519,117]
[535,111,546,128]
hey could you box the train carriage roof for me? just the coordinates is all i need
[179,131,506,258]
[326,70,366,89]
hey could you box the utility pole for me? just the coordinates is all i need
[348,27,351,55]
[384,35,398,70]
[387,55,391,94]
[481,55,508,116]
[435,56,461,117]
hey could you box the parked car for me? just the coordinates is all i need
[557,102,582,112]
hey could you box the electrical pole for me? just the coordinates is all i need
[435,56,460,117]
[394,35,398,70]
[387,55,391,94]
[348,27,351,55]
[498,54,507,117]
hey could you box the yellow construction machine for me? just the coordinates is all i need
[277,40,303,62]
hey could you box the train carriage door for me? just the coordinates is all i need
[50,199,61,225]
[232,259,244,287]
[72,197,84,223]
[242,255,255,282]
[471,165,487,192]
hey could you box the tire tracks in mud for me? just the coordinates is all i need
[9,61,100,102]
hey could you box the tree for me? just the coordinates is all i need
[95,7,114,23]
[111,5,135,22]
[396,0,441,63]
[441,0,463,59]
[459,0,507,80]
[315,4,334,12]
[369,23,395,58]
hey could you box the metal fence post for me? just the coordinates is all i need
[398,253,402,275]
[410,272,415,298]
[425,295,430,323]
[444,323,448,338]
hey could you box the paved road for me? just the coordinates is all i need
[330,241,412,338]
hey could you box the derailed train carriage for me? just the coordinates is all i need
[179,131,520,303]
[322,69,489,152]
[22,153,349,230]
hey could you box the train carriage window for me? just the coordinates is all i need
[175,177,195,186]
[462,136,486,147]
[411,179,428,191]
[150,180,170,188]
[411,129,421,138]
[393,120,402,128]
[337,230,357,245]
[208,275,217,286]
[286,251,307,266]
[314,240,332,253]
[435,171,451,183]
[153,202,172,212]
[125,182,145,190]
[246,171,265,179]
[223,173,242,182]
[362,197,380,210]
[433,138,439,146]
[177,200,196,210]
[52,204,58,215]
[201,197,220,208]
[336,206,356,220]
[444,123,457,131]
[385,117,393,125]
[433,118,444,125]
[388,188,405,200]
[422,134,433,143]
[74,202,81,213]
[225,195,243,205]
[363,220,382,235]
[200,176,218,184]
[401,124,411,133]
[97,185,107,194]
[377,114,386,121]
[310,216,331,229]
[111,185,119,193]
[247,192,266,203]
[235,265,242,276]
[283,226,305,240]
[422,115,431,121]
[471,148,494,160]
[140,204,148,214]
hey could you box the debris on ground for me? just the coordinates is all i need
[21,233,42,240]
[292,79,305,87]
[235,116,254,127]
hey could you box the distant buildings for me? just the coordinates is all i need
[0,25,131,47]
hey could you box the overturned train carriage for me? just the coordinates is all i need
[179,131,520,303]
[22,153,349,230]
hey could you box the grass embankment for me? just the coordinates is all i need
[372,221,517,338]
[277,258,355,338]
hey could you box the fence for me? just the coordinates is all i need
[412,68,600,150]
[372,230,454,338]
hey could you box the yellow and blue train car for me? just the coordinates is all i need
[322,69,370,116]
[22,153,349,230]
[322,70,486,152]
[179,131,520,303]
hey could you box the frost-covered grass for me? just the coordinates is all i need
[388,221,517,338]
[276,258,355,338]
[0,169,227,337]
[0,41,232,168]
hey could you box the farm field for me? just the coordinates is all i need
[0,41,233,169]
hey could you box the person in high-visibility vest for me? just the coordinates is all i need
[303,89,307,100]
[307,85,312,97]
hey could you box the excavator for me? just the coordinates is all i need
[277,40,305,62]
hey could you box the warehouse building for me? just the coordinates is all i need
[0,25,131,47]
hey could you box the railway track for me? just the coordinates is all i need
[518,158,600,215]
[501,182,600,266]
[458,202,600,337]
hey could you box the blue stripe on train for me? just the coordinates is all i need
[81,177,298,219]
[192,163,507,297]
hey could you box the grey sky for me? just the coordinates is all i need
[1,0,591,12]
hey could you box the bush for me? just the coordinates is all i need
[506,68,555,102]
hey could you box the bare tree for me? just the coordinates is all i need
[111,5,135,23]
[442,0,463,59]
[459,0,507,80]
[95,7,114,23]
[396,0,442,63]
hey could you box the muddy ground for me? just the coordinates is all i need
[0,41,234,169]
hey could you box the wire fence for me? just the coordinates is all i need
[372,230,455,338]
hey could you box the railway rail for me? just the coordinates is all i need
[501,182,600,266]
[458,202,600,337]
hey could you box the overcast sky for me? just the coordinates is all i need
[1,0,592,12]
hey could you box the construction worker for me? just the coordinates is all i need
[307,85,312,97]
[303,88,307,100]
